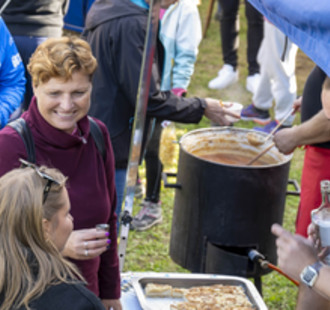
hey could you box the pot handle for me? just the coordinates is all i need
[286,179,301,196]
[162,172,182,189]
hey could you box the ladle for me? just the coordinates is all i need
[246,142,275,166]
[247,107,296,146]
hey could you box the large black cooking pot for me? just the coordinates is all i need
[168,127,293,277]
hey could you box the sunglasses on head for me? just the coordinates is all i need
[19,159,60,204]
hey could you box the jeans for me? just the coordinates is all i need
[218,0,263,75]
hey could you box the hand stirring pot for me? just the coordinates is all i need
[247,107,296,146]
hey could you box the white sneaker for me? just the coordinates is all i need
[208,64,239,90]
[246,73,261,94]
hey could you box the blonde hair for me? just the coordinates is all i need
[0,166,83,310]
[27,36,97,87]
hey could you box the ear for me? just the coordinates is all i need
[42,218,52,239]
[32,85,38,97]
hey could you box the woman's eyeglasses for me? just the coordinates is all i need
[19,159,60,203]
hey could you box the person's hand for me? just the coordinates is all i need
[273,127,299,154]
[271,223,318,281]
[307,222,320,246]
[61,228,110,260]
[293,96,302,112]
[307,222,330,260]
[204,98,240,126]
[102,298,122,310]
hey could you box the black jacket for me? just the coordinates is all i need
[0,282,104,309]
[0,253,104,310]
[20,282,105,310]
[83,0,206,168]
[0,0,69,37]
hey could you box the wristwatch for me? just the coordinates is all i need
[300,261,323,287]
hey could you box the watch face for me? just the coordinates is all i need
[304,267,316,281]
[301,266,318,287]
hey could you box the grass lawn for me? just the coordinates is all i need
[122,1,315,309]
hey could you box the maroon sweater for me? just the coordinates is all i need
[0,98,120,300]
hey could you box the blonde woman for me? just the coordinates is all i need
[0,161,104,310]
[0,36,121,309]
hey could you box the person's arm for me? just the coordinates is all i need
[0,18,25,128]
[311,266,330,300]
[273,109,330,154]
[272,224,330,302]
[321,76,330,118]
[271,224,318,281]
[297,271,330,310]
[171,3,202,91]
[116,15,238,126]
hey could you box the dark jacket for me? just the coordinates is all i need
[28,283,105,310]
[0,98,120,300]
[0,0,69,37]
[83,0,206,168]
[0,252,105,309]
[0,282,105,310]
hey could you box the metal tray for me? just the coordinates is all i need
[132,273,268,310]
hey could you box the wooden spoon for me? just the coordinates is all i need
[246,142,275,166]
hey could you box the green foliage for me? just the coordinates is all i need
[123,1,313,309]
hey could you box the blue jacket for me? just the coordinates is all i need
[248,0,330,77]
[0,17,25,129]
[64,0,95,33]
[159,0,201,92]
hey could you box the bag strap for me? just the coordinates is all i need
[7,117,106,163]
[7,118,36,163]
[88,116,106,161]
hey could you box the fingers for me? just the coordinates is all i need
[223,108,241,120]
[81,230,111,259]
[221,101,233,108]
[218,99,241,120]
[83,238,111,252]
[293,96,302,112]
[82,242,109,259]
[65,228,111,260]
[271,223,288,237]
[83,228,110,240]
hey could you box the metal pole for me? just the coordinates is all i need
[203,0,216,38]
[118,0,160,272]
[0,0,12,15]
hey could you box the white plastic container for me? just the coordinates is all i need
[223,101,243,123]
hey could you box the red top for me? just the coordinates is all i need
[0,97,120,299]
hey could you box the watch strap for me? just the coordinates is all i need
[310,261,323,273]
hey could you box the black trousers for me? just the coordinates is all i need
[218,0,263,75]
[144,119,163,203]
